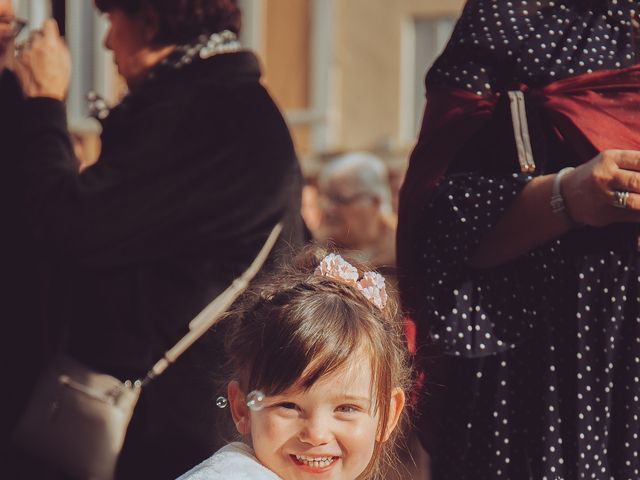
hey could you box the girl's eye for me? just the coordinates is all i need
[336,404,360,414]
[277,402,299,410]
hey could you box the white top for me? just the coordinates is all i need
[176,442,281,480]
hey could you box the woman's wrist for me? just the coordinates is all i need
[550,167,580,228]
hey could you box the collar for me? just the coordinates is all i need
[88,30,242,122]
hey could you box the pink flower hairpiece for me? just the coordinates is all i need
[314,253,388,309]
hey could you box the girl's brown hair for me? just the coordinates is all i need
[224,248,412,479]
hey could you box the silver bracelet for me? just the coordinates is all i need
[550,167,576,225]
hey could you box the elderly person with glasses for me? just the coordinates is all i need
[316,152,397,275]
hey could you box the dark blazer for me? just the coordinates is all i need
[18,51,304,478]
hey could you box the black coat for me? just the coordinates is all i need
[18,51,304,478]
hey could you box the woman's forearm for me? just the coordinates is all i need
[470,150,640,268]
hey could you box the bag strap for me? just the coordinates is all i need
[140,222,283,386]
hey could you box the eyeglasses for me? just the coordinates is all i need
[0,16,27,38]
[319,191,373,206]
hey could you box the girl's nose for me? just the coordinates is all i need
[298,416,332,446]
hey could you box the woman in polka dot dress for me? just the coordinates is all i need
[397,1,640,479]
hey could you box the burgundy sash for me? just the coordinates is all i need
[397,64,640,313]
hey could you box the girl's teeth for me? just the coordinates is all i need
[295,455,335,467]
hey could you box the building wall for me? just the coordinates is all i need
[336,0,464,151]
[256,0,464,164]
[260,0,312,154]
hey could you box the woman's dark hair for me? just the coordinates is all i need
[224,248,412,479]
[95,0,241,44]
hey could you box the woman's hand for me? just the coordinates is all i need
[14,19,70,100]
[562,150,640,226]
[470,149,640,268]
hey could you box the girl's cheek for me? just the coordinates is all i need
[341,416,380,444]
[259,412,296,438]
[339,420,369,436]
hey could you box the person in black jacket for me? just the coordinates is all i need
[12,1,305,478]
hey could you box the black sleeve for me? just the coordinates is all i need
[21,98,183,265]
[20,91,297,268]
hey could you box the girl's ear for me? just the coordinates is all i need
[379,387,406,442]
[228,381,251,435]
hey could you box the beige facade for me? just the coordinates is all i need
[260,0,312,156]
[258,0,465,165]
[336,0,464,151]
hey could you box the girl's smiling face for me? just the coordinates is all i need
[229,350,404,480]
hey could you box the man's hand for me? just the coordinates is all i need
[14,19,70,100]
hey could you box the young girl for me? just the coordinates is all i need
[177,251,411,480]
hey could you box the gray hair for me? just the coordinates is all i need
[318,152,392,214]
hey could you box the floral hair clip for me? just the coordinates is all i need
[314,253,388,309]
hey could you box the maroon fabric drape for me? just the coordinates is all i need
[397,64,640,314]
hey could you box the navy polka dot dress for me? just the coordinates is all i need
[415,1,640,479]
